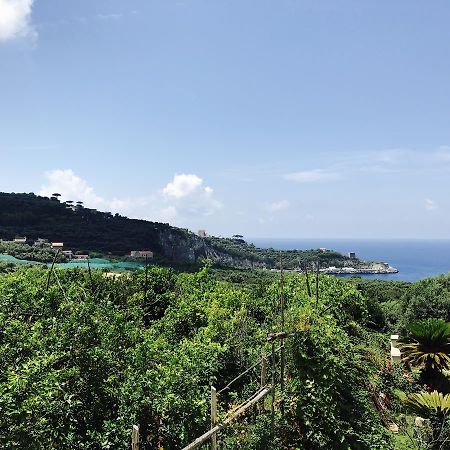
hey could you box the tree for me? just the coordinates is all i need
[399,319,450,391]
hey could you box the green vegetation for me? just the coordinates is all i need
[3,259,449,449]
[0,192,187,258]
[402,391,450,416]
[0,260,19,274]
[1,264,397,449]
[0,241,66,263]
[349,278,450,449]
[400,319,450,375]
[401,276,450,328]
[348,277,412,331]
[401,390,450,450]
[206,236,354,269]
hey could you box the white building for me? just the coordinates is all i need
[73,254,89,260]
[390,335,401,363]
[198,229,207,238]
[130,250,154,258]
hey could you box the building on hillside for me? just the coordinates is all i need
[198,229,207,238]
[390,335,401,363]
[51,242,64,250]
[34,238,49,246]
[73,254,89,260]
[319,247,327,253]
[348,252,356,259]
[14,237,27,244]
[63,250,74,259]
[130,250,154,258]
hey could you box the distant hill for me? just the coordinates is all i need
[0,192,353,269]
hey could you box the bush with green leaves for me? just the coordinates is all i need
[401,276,450,330]
[0,265,273,448]
[0,265,397,449]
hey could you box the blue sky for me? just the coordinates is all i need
[1,0,450,238]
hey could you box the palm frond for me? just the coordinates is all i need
[403,391,450,417]
[399,319,450,371]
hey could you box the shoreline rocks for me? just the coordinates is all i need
[321,262,398,275]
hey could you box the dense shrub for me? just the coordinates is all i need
[0,266,393,449]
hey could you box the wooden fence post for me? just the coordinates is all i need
[182,387,272,450]
[259,357,268,414]
[261,357,267,388]
[131,425,140,450]
[211,386,217,450]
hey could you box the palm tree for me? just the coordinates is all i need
[403,391,450,417]
[399,319,450,391]
[403,391,450,448]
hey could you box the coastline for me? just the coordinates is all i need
[250,238,450,282]
[321,264,398,275]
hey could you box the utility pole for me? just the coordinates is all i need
[279,253,285,420]
[271,341,276,433]
[303,261,312,298]
[144,255,149,304]
[315,259,320,307]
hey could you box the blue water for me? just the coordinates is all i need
[250,239,450,282]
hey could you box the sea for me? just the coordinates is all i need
[249,239,450,283]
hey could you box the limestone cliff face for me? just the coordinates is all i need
[155,229,398,273]
[157,229,267,268]
[158,229,204,262]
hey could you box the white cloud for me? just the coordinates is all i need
[38,169,222,226]
[38,169,105,207]
[163,174,204,199]
[0,0,36,42]
[265,200,290,212]
[162,173,222,217]
[284,169,341,183]
[425,198,438,211]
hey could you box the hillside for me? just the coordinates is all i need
[0,192,360,269]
